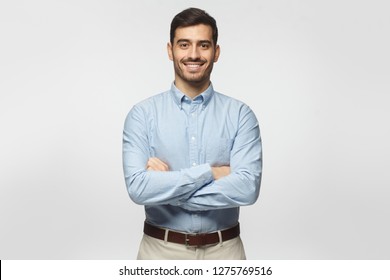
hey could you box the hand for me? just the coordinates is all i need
[211,166,230,180]
[146,157,169,171]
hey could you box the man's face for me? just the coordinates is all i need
[168,24,220,87]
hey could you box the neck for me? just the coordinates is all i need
[174,78,211,99]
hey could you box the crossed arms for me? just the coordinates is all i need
[122,104,262,211]
[146,157,230,180]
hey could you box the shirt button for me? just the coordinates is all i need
[192,162,197,166]
[191,136,196,141]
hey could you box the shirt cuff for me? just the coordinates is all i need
[191,163,214,185]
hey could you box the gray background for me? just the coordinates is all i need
[1,0,389,259]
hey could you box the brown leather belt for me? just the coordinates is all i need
[143,222,240,247]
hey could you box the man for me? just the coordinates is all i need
[122,7,262,260]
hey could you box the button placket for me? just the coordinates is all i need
[188,103,199,168]
[188,100,202,232]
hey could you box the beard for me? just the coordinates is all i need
[173,57,214,85]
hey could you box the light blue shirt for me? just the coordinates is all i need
[122,83,262,233]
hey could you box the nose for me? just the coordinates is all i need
[188,45,200,60]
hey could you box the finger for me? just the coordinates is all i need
[146,162,162,171]
[146,159,158,170]
[149,157,169,169]
[147,158,168,171]
[148,157,169,171]
[146,159,160,170]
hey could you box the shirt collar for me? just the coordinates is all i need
[170,82,214,110]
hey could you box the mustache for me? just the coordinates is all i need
[181,58,206,63]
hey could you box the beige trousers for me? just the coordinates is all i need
[137,234,246,260]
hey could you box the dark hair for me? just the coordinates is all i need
[170,7,218,45]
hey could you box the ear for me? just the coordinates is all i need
[167,42,173,61]
[214,45,221,62]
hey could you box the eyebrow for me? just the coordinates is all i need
[199,40,212,45]
[176,39,190,44]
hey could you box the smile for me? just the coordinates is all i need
[183,62,205,71]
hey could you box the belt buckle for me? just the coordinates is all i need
[185,233,206,248]
[185,233,197,248]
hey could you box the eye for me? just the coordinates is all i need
[201,43,210,49]
[179,43,189,49]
